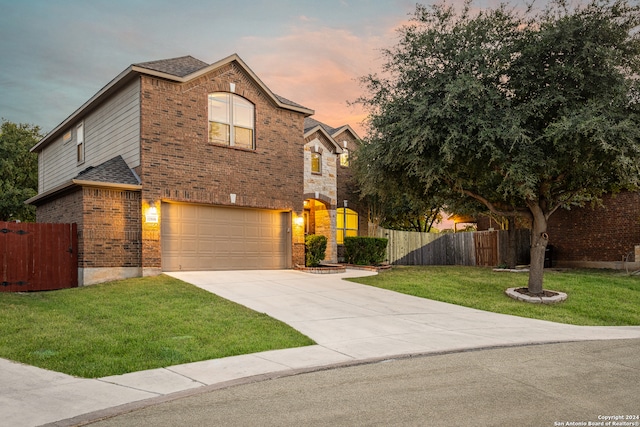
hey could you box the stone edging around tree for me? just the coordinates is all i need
[505,287,568,304]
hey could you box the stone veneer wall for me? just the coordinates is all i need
[304,131,338,263]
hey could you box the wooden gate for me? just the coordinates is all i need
[0,222,78,292]
[473,231,498,266]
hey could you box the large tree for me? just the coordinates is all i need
[0,120,40,222]
[356,0,640,294]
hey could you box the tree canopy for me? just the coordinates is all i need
[0,120,40,222]
[355,0,640,294]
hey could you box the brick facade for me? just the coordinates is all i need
[138,62,307,270]
[37,186,142,284]
[81,188,141,269]
[37,189,84,225]
[31,55,367,283]
[475,192,640,269]
[547,191,640,267]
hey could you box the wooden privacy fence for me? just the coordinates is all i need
[0,222,78,292]
[371,226,530,267]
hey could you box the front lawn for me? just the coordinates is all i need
[0,275,314,378]
[348,266,640,326]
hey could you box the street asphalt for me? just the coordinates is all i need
[1,269,638,427]
[79,339,640,427]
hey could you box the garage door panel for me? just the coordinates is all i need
[162,203,289,271]
[229,225,245,237]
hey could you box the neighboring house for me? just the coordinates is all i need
[546,191,640,269]
[475,191,640,269]
[302,117,366,263]
[28,54,319,285]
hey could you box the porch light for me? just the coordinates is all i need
[295,216,304,226]
[146,204,159,224]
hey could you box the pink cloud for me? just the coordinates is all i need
[239,24,395,138]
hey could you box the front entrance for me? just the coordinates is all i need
[303,198,337,263]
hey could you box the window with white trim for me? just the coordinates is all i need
[76,122,85,164]
[340,147,349,167]
[208,93,255,149]
[311,152,322,174]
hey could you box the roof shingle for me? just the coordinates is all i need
[304,117,337,134]
[134,56,209,78]
[76,156,140,186]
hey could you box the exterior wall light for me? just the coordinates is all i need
[146,204,159,224]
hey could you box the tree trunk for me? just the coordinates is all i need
[527,203,549,295]
[506,217,517,269]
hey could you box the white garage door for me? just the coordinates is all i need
[161,203,290,271]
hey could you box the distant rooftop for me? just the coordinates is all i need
[304,117,344,135]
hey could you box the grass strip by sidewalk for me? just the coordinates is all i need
[348,266,640,326]
[0,275,314,378]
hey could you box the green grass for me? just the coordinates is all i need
[348,266,640,326]
[0,275,314,378]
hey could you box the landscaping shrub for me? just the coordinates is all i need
[344,236,388,265]
[305,234,327,267]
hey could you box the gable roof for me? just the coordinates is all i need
[304,117,335,135]
[134,56,209,77]
[303,117,362,154]
[331,124,360,141]
[304,117,361,141]
[32,53,314,153]
[303,117,342,153]
[125,54,312,113]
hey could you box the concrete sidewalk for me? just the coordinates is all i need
[3,269,640,427]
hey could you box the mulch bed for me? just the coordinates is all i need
[513,287,560,298]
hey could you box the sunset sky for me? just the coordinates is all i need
[1,0,534,138]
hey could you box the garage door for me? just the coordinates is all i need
[161,203,290,271]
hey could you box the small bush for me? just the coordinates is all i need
[344,236,388,265]
[305,234,327,267]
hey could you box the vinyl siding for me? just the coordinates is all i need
[39,78,141,193]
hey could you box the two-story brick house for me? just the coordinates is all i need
[27,54,366,285]
[27,54,317,285]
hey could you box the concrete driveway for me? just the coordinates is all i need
[168,269,640,359]
[5,269,640,427]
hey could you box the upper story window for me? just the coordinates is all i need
[340,147,349,167]
[63,130,72,144]
[311,152,322,174]
[208,93,255,150]
[76,122,85,164]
